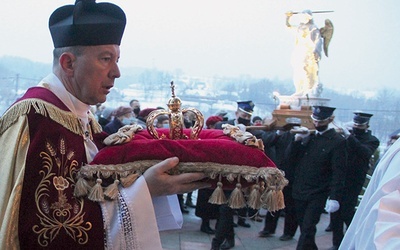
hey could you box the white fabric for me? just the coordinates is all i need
[339,139,400,250]
[153,195,183,231]
[40,73,98,162]
[101,176,181,249]
[102,176,163,250]
[324,199,340,213]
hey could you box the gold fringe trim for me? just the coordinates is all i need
[74,177,91,197]
[261,189,285,212]
[120,173,139,188]
[0,98,102,136]
[247,184,262,210]
[88,111,103,134]
[75,160,288,210]
[104,179,120,200]
[209,175,227,204]
[228,183,246,209]
[209,182,227,204]
[88,178,105,202]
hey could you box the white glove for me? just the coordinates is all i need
[237,124,246,132]
[341,126,351,139]
[324,199,340,213]
[294,126,310,141]
[340,123,352,139]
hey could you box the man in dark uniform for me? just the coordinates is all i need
[195,116,223,235]
[258,118,300,241]
[329,112,380,249]
[285,106,347,250]
[211,101,254,250]
[215,101,254,129]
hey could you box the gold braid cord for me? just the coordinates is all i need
[222,124,265,150]
[75,160,288,212]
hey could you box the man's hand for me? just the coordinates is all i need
[143,157,211,197]
[340,122,353,139]
[325,199,340,213]
[237,124,246,132]
[340,126,351,139]
[294,126,310,141]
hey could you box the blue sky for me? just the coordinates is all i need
[1,0,400,93]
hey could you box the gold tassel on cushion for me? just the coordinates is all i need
[275,189,285,210]
[88,178,104,202]
[261,189,274,211]
[261,188,285,212]
[208,175,227,205]
[104,179,120,200]
[120,173,139,188]
[74,176,91,197]
[228,177,246,209]
[247,183,262,210]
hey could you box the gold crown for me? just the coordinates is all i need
[146,81,204,139]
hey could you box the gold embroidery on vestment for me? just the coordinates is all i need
[32,137,92,246]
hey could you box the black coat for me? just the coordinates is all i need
[345,130,380,188]
[195,188,219,220]
[286,128,347,202]
[98,117,111,130]
[274,131,295,183]
[339,130,380,225]
[214,119,234,129]
[103,118,123,134]
[259,130,278,161]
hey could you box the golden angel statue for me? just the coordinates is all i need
[286,10,334,97]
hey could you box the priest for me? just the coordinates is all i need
[0,1,209,249]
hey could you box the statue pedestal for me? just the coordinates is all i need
[276,95,330,108]
[271,95,331,129]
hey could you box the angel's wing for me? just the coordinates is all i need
[320,19,334,57]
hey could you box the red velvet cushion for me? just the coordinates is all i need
[91,128,276,188]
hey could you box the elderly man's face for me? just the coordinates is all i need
[70,45,121,105]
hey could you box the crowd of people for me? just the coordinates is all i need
[1,1,398,250]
